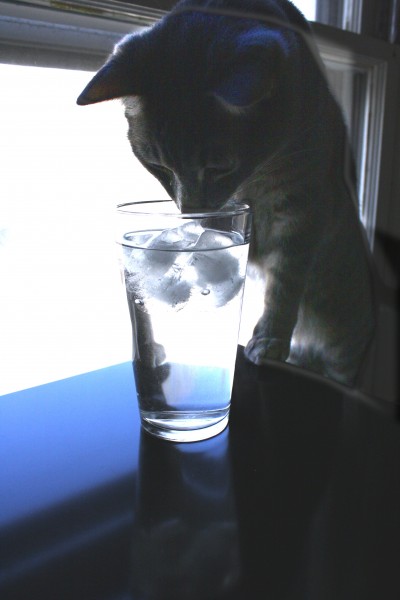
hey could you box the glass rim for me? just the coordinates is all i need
[116,200,251,218]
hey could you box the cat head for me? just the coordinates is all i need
[77,5,295,211]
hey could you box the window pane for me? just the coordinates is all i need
[323,62,369,216]
[0,64,169,395]
[319,46,385,242]
[293,0,363,32]
[291,0,317,21]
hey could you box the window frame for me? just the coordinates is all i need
[312,22,400,249]
[3,0,396,38]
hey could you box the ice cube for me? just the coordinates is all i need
[194,251,241,305]
[123,222,203,276]
[148,221,205,251]
[193,229,233,251]
[124,233,178,281]
[123,231,159,249]
[190,230,244,307]
[158,259,193,306]
[192,231,238,283]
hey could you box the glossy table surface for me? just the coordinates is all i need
[1,348,400,600]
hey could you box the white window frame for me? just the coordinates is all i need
[313,23,400,249]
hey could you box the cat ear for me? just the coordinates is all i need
[77,38,142,105]
[212,28,289,110]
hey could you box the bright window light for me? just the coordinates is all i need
[0,64,169,395]
[291,0,317,21]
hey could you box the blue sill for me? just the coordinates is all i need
[0,362,140,527]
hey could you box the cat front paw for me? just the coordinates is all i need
[139,341,167,369]
[244,336,290,365]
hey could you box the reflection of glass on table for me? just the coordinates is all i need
[131,427,240,598]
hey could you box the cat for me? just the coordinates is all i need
[77,0,376,386]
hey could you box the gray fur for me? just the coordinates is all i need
[77,0,376,385]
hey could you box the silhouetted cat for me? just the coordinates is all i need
[77,0,376,386]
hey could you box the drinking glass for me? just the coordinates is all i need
[116,200,252,442]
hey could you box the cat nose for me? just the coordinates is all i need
[174,179,201,212]
[174,176,226,212]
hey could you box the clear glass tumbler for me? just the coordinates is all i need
[116,200,252,442]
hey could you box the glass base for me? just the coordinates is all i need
[140,409,229,442]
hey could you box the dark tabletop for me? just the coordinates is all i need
[1,347,400,600]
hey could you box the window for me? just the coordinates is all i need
[1,0,399,400]
[314,27,398,245]
[0,2,169,394]
[291,0,317,21]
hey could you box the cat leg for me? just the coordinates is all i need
[244,248,310,366]
[244,297,294,364]
[128,295,167,368]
